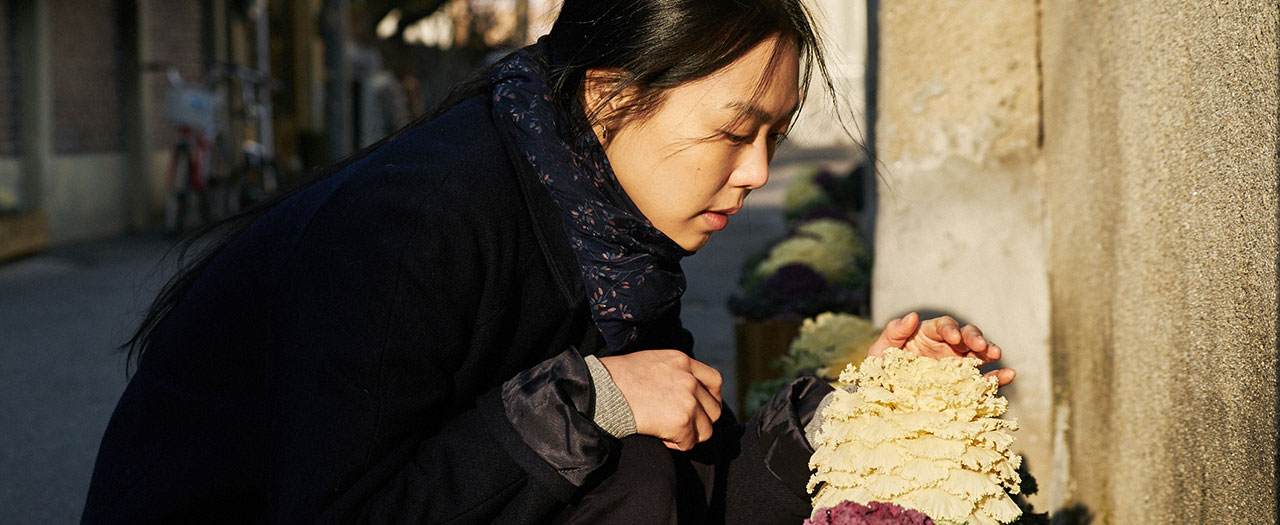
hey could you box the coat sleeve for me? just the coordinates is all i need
[263,165,615,524]
[315,350,610,524]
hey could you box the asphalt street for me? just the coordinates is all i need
[1,235,174,523]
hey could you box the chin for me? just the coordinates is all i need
[680,234,713,253]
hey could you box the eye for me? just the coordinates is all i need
[720,131,753,146]
[769,132,789,146]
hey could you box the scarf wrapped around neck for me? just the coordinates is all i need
[488,44,693,354]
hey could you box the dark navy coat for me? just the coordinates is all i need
[82,94,821,524]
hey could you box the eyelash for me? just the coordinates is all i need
[721,131,789,146]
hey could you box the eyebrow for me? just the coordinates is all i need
[723,100,801,125]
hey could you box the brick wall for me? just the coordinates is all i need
[50,0,125,154]
[0,0,19,157]
[146,0,205,150]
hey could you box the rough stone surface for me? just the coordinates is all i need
[872,0,1052,509]
[1041,1,1278,522]
[876,0,1278,521]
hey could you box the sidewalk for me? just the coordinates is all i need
[0,235,173,523]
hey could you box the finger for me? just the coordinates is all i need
[983,368,1016,386]
[664,420,698,451]
[680,412,707,448]
[986,343,1003,362]
[687,359,724,404]
[961,324,987,353]
[693,383,723,424]
[921,316,961,345]
[890,312,920,340]
[942,319,963,345]
[694,406,715,444]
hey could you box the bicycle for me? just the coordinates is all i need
[221,65,279,214]
[160,66,224,236]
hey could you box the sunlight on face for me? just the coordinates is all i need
[596,35,801,252]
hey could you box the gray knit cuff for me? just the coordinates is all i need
[583,355,637,439]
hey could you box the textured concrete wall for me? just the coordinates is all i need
[871,0,1052,509]
[1041,1,1278,522]
[875,0,1278,521]
[44,154,129,243]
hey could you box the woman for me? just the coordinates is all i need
[84,1,1013,523]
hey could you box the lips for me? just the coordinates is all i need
[702,202,743,231]
[703,211,729,231]
[703,204,738,227]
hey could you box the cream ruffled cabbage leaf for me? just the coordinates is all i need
[808,349,1023,525]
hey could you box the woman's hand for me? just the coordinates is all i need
[598,350,723,451]
[866,312,1016,386]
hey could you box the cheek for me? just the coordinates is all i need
[686,151,738,199]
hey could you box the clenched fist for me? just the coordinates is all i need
[599,350,724,451]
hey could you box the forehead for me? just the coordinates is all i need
[664,36,801,123]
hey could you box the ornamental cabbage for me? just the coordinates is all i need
[784,167,833,218]
[795,219,864,258]
[805,500,934,525]
[776,312,879,378]
[753,219,865,286]
[808,349,1024,525]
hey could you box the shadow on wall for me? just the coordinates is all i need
[1050,504,1093,525]
[889,307,1102,525]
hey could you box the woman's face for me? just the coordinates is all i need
[596,35,800,252]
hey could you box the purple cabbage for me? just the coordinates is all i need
[804,501,935,525]
[758,263,829,299]
[812,169,840,194]
[798,205,854,224]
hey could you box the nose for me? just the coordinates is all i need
[731,142,770,190]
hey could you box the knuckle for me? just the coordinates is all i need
[707,370,723,388]
[679,396,699,414]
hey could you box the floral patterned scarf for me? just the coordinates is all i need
[488,44,693,354]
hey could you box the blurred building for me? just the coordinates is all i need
[1,1,216,254]
[0,0,548,258]
[1,1,280,254]
[783,0,868,152]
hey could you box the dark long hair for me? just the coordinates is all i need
[125,0,848,366]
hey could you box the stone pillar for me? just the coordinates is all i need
[1041,1,1278,521]
[15,0,51,211]
[871,0,1052,509]
[121,0,154,231]
[322,0,351,160]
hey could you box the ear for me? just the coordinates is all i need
[582,68,632,136]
